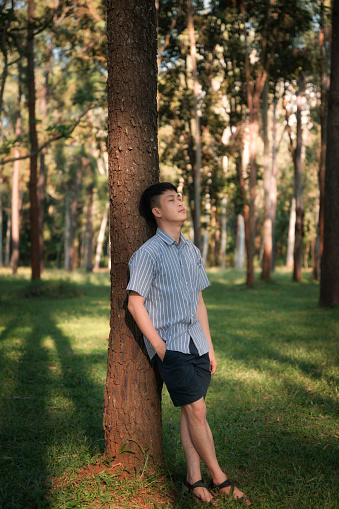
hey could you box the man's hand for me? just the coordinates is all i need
[156,341,167,362]
[209,347,217,375]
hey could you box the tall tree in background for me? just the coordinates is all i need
[312,0,327,280]
[320,0,339,306]
[187,0,202,250]
[27,0,40,280]
[103,0,162,468]
[285,79,305,281]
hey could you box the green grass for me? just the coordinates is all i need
[0,267,338,508]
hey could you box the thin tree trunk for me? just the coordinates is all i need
[38,58,51,274]
[320,0,339,305]
[38,153,45,273]
[85,184,94,273]
[293,80,305,282]
[286,198,296,268]
[27,0,40,280]
[68,166,81,271]
[235,214,245,269]
[270,90,278,272]
[5,205,11,267]
[247,101,260,286]
[104,0,162,468]
[187,0,201,251]
[262,78,272,281]
[235,152,250,264]
[94,201,109,270]
[12,71,22,274]
[312,1,327,281]
[220,197,227,269]
[202,192,210,265]
[64,191,70,271]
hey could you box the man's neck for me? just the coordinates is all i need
[157,223,182,244]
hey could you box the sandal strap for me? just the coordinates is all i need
[212,478,234,491]
[184,479,205,492]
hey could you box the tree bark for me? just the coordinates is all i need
[5,205,11,267]
[84,184,94,273]
[270,90,279,272]
[320,0,339,306]
[261,78,272,281]
[235,214,245,269]
[312,0,327,281]
[27,0,40,280]
[286,198,296,268]
[293,81,305,282]
[220,197,227,269]
[104,0,162,469]
[187,0,202,251]
[202,190,210,265]
[12,72,22,275]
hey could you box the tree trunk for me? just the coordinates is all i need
[84,184,93,273]
[202,191,210,265]
[5,205,11,267]
[312,1,327,281]
[293,80,305,282]
[64,192,70,271]
[187,0,201,251]
[235,214,245,269]
[220,197,227,269]
[286,198,296,268]
[68,166,82,271]
[94,201,109,270]
[38,153,45,273]
[270,90,278,272]
[320,0,339,305]
[27,0,40,281]
[247,100,260,286]
[104,0,162,469]
[235,153,250,264]
[261,78,272,281]
[12,72,22,275]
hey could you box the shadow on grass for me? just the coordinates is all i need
[0,277,108,508]
[160,270,339,508]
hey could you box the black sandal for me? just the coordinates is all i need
[210,478,252,505]
[184,479,216,505]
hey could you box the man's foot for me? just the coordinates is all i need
[210,477,252,505]
[184,479,216,504]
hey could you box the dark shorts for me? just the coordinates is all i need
[155,339,211,407]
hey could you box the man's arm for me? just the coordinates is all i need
[197,291,217,375]
[128,290,167,361]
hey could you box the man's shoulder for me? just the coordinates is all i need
[130,234,162,262]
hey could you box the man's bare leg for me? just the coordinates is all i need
[181,408,214,502]
[182,397,251,504]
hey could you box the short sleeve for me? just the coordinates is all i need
[127,248,155,299]
[198,260,210,292]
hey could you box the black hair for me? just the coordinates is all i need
[139,182,178,228]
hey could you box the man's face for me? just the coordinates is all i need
[152,190,187,224]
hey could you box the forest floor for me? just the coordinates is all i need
[0,267,338,509]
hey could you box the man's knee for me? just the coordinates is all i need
[184,397,207,424]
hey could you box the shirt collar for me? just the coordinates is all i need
[156,228,188,247]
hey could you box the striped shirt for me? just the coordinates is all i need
[127,228,211,359]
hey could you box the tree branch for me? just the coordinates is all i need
[0,105,97,167]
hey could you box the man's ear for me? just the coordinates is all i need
[152,207,161,218]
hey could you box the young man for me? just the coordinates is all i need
[127,182,251,505]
